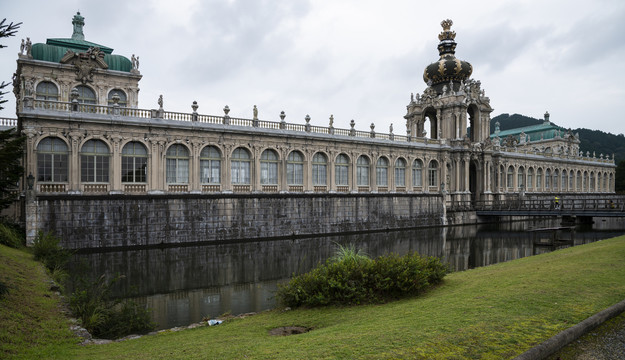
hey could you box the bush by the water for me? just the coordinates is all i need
[70,274,155,339]
[32,231,72,272]
[276,247,448,307]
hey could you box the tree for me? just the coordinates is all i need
[616,160,625,194]
[0,18,24,211]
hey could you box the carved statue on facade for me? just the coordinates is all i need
[158,95,163,109]
[253,105,258,120]
[25,38,32,57]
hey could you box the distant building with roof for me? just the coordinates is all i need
[491,111,581,156]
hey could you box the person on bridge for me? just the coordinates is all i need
[554,196,560,210]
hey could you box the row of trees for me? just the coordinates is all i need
[0,19,24,212]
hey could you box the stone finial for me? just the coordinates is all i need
[349,119,356,136]
[111,92,120,105]
[370,123,375,138]
[223,105,230,115]
[280,111,286,122]
[70,88,79,102]
[544,111,550,124]
[72,11,85,41]
[191,101,198,113]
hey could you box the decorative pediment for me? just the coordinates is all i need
[60,47,108,84]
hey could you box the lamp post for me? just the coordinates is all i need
[26,173,34,190]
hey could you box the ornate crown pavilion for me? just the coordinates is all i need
[423,19,473,94]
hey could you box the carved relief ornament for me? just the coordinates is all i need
[60,47,108,84]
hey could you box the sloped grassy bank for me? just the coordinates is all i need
[4,236,625,359]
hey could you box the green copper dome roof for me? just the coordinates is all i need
[29,12,131,72]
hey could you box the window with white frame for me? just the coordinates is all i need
[260,149,279,185]
[200,146,221,184]
[81,139,110,183]
[166,144,189,184]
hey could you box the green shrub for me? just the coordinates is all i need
[0,280,8,300]
[0,222,24,248]
[32,231,71,272]
[70,274,155,339]
[277,251,448,308]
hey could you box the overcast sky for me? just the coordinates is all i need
[2,0,624,136]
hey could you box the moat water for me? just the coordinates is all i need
[67,218,625,330]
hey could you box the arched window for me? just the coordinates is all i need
[603,172,608,192]
[561,170,567,190]
[428,161,438,188]
[590,172,595,192]
[517,167,525,190]
[583,171,588,191]
[537,168,543,191]
[200,146,221,184]
[121,142,147,183]
[260,149,279,185]
[577,171,582,191]
[597,173,602,192]
[357,156,370,187]
[287,151,304,185]
[72,85,97,104]
[412,159,423,187]
[231,148,251,185]
[166,144,189,184]
[107,89,127,106]
[81,140,110,183]
[37,137,68,182]
[507,166,514,190]
[527,168,534,190]
[335,154,349,186]
[569,171,574,190]
[35,81,58,101]
[376,157,389,187]
[545,169,551,190]
[395,158,406,187]
[553,170,559,191]
[312,153,327,186]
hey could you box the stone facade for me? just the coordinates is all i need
[12,15,615,247]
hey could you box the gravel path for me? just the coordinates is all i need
[549,313,625,359]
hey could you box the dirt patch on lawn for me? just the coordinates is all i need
[268,326,311,336]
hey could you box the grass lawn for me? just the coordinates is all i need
[2,235,625,359]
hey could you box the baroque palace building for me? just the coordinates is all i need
[13,14,615,209]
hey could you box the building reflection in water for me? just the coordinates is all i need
[68,217,625,329]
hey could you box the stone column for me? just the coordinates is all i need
[221,144,232,192]
[328,150,336,192]
[190,141,201,192]
[110,135,123,192]
[68,132,82,192]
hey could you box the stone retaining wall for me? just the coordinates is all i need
[27,193,444,249]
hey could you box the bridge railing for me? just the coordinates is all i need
[450,197,625,212]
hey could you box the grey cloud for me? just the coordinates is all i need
[460,22,547,73]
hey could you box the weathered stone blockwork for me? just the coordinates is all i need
[33,194,443,249]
